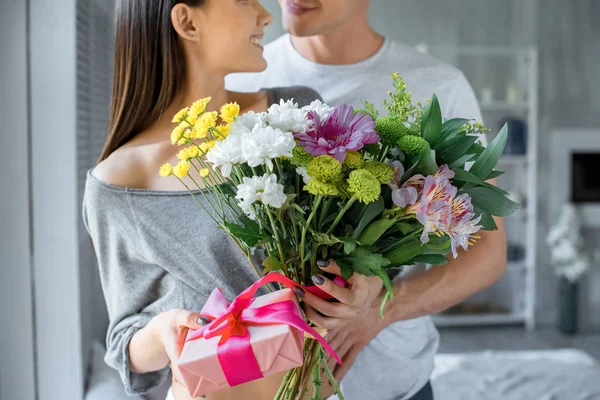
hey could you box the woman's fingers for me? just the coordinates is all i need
[172,308,205,330]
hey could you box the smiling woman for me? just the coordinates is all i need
[84,1,324,400]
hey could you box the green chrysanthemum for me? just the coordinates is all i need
[306,155,342,183]
[364,161,395,184]
[375,117,413,146]
[304,179,340,196]
[347,169,381,204]
[337,181,352,200]
[343,150,365,170]
[290,145,314,167]
[397,135,430,156]
[362,143,381,158]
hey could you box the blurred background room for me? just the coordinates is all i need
[1,0,599,399]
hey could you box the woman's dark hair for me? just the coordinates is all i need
[99,0,204,162]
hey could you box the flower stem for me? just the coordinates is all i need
[265,206,289,277]
[320,348,344,400]
[326,197,357,236]
[300,195,323,283]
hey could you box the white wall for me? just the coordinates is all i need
[0,1,37,399]
[29,0,84,398]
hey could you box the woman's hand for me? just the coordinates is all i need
[293,260,383,330]
[146,309,210,386]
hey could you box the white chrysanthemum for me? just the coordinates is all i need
[205,134,245,177]
[230,111,267,136]
[302,100,333,123]
[296,167,312,184]
[241,126,296,171]
[236,174,287,218]
[267,99,312,133]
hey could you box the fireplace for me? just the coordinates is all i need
[552,130,600,227]
[572,153,600,203]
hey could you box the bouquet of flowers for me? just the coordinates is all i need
[161,73,519,399]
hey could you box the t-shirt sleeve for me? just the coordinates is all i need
[83,180,175,395]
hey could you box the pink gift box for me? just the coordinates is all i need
[178,289,304,397]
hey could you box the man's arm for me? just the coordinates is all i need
[382,179,507,323]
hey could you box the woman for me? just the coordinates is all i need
[84,1,381,399]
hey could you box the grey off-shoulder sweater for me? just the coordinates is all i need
[83,86,439,400]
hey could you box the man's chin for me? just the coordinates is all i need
[283,21,322,38]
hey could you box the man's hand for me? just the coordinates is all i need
[295,260,383,330]
[324,302,388,382]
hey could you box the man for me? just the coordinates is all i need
[227,1,507,399]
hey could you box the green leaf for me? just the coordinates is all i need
[440,118,470,141]
[343,238,358,254]
[474,205,497,230]
[357,218,396,246]
[224,218,264,247]
[383,239,424,267]
[469,123,509,180]
[482,182,510,196]
[333,258,355,280]
[452,168,486,188]
[380,291,391,319]
[351,196,385,239]
[486,170,505,180]
[312,233,343,246]
[215,182,236,198]
[468,142,486,156]
[416,148,439,176]
[397,222,419,235]
[449,153,475,170]
[463,186,520,217]
[423,235,452,253]
[411,254,448,265]
[373,268,394,307]
[436,135,478,165]
[400,153,421,183]
[336,247,391,277]
[262,255,283,273]
[421,94,442,145]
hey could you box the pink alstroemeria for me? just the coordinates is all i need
[295,104,379,163]
[389,161,419,208]
[404,166,458,244]
[447,194,483,258]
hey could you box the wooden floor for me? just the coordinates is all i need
[438,327,600,360]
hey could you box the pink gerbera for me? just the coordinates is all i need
[295,105,379,163]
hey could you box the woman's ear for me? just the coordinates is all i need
[171,3,200,42]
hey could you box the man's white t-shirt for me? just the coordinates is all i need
[227,35,485,400]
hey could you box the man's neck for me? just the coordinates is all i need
[290,19,384,65]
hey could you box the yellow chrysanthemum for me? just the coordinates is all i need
[173,161,190,178]
[189,97,212,118]
[193,126,208,139]
[206,140,217,149]
[343,151,365,170]
[172,107,189,123]
[304,179,339,197]
[198,142,210,155]
[219,102,240,123]
[186,114,198,126]
[306,155,342,183]
[364,161,395,184]
[170,125,186,145]
[199,168,210,178]
[187,146,199,158]
[215,124,231,139]
[177,148,191,161]
[199,111,218,128]
[159,163,173,177]
[347,169,381,204]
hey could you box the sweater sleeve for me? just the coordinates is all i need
[82,177,178,395]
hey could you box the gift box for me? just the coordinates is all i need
[177,273,340,398]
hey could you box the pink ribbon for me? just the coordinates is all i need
[185,273,343,387]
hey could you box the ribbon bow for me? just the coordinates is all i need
[185,272,342,387]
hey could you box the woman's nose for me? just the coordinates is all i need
[256,2,273,27]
